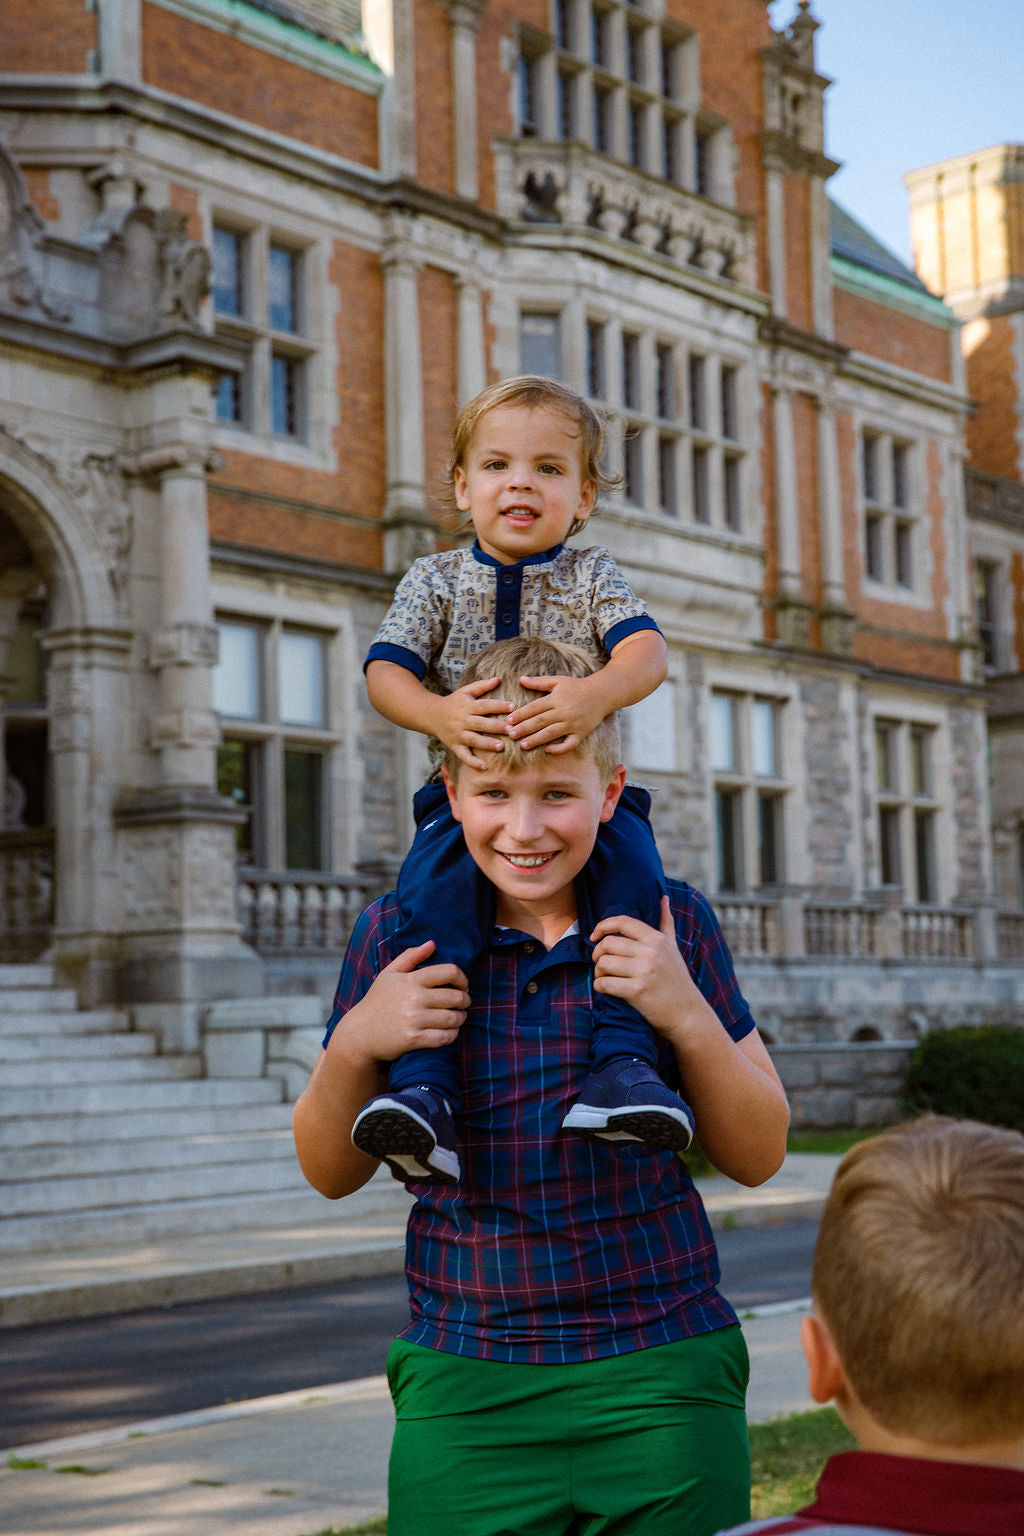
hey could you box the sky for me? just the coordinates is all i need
[766,0,1023,269]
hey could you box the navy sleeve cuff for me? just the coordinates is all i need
[364,642,427,680]
[603,615,662,654]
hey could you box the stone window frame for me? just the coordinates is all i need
[212,613,338,874]
[575,314,750,530]
[708,688,789,895]
[859,427,920,597]
[211,219,318,453]
[871,714,942,905]
[973,556,1001,673]
[515,0,732,203]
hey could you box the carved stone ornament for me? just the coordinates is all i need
[67,453,135,614]
[155,209,211,330]
[0,141,72,323]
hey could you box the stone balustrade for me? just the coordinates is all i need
[493,139,756,286]
[235,869,377,953]
[0,830,54,962]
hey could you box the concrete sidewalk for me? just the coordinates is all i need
[0,1153,840,1328]
[0,1155,839,1535]
[0,1306,817,1536]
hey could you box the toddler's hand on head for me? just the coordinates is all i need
[505,673,603,754]
[437,676,513,769]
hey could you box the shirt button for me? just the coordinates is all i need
[525,980,539,994]
[501,573,514,585]
[500,611,513,624]
[523,942,535,953]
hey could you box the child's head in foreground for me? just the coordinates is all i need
[445,375,619,548]
[806,1114,1024,1457]
[442,636,621,785]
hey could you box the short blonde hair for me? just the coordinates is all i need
[812,1114,1024,1445]
[443,375,620,534]
[444,637,621,783]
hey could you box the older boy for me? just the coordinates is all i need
[294,637,789,1536]
[718,1115,1024,1536]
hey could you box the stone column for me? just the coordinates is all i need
[456,270,487,406]
[771,384,811,645]
[764,160,788,319]
[817,395,855,654]
[381,221,432,572]
[98,0,142,85]
[445,0,487,202]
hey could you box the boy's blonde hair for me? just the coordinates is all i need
[443,375,620,534]
[812,1114,1024,1446]
[444,637,621,783]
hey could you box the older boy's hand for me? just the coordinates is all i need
[505,674,604,753]
[435,677,513,769]
[590,898,701,1038]
[333,941,470,1067]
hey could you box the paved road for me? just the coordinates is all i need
[0,1220,817,1448]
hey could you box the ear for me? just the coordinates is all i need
[576,478,597,522]
[599,764,627,824]
[800,1312,848,1406]
[442,762,463,823]
[454,464,471,513]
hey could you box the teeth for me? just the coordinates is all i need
[503,853,552,867]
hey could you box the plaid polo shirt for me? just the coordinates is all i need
[364,541,661,775]
[325,879,755,1365]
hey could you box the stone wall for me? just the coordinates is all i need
[770,1041,914,1128]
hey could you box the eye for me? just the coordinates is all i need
[538,462,564,476]
[482,457,507,472]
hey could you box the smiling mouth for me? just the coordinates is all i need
[500,852,556,868]
[501,507,538,520]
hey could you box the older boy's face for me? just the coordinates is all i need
[443,754,626,930]
[454,405,596,565]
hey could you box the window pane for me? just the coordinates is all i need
[5,723,48,829]
[662,115,681,183]
[627,682,677,772]
[593,84,613,154]
[892,442,909,509]
[895,519,913,588]
[217,739,259,862]
[279,630,325,727]
[622,332,641,410]
[720,365,738,440]
[914,808,935,902]
[694,126,711,196]
[519,54,539,136]
[975,561,998,668]
[862,433,879,501]
[865,513,884,581]
[723,455,742,532]
[268,246,298,333]
[691,444,710,523]
[591,5,610,67]
[214,621,261,719]
[910,726,931,797]
[710,693,737,772]
[751,699,778,778]
[586,319,606,399]
[656,342,674,419]
[658,435,677,516]
[758,793,783,885]
[623,427,644,504]
[271,354,300,437]
[215,370,244,425]
[660,37,677,99]
[284,748,325,870]
[688,354,706,430]
[716,787,742,891]
[627,99,644,167]
[557,67,576,139]
[554,0,572,49]
[875,722,896,792]
[212,228,243,317]
[879,804,901,887]
[520,312,561,378]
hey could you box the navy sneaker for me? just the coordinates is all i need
[561,1059,695,1151]
[352,1086,461,1184]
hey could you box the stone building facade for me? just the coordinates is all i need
[2,0,1022,1052]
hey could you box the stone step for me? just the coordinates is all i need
[0,986,79,1013]
[2,1186,360,1253]
[0,963,55,989]
[0,1008,131,1035]
[0,1054,202,1087]
[0,1076,284,1120]
[0,1032,158,1061]
[0,1099,294,1148]
[3,1150,311,1217]
[0,1128,297,1182]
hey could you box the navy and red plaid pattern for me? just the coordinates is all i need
[325,879,755,1365]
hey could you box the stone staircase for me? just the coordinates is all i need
[0,963,355,1255]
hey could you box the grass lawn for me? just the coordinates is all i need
[298,1407,856,1536]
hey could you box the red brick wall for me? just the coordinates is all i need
[783,174,812,333]
[1,0,96,72]
[419,267,458,515]
[1012,551,1024,671]
[208,241,386,573]
[141,3,379,168]
[964,315,1022,481]
[833,287,953,384]
[792,390,821,607]
[20,168,61,223]
[413,0,455,196]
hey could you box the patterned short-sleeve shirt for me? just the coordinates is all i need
[365,541,659,772]
[325,879,754,1365]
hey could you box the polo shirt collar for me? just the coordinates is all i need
[804,1450,1024,1536]
[471,540,563,571]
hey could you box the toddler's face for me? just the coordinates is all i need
[454,405,595,564]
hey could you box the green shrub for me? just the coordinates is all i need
[903,1025,1024,1133]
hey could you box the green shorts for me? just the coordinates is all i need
[386,1326,750,1536]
